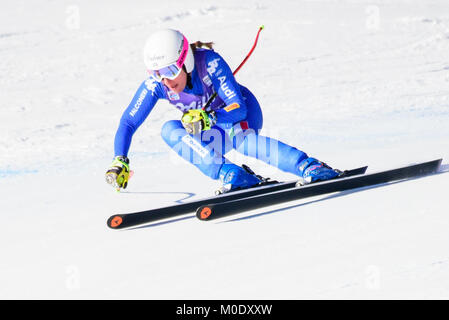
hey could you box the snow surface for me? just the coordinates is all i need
[1,0,449,299]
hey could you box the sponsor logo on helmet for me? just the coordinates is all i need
[149,55,165,62]
[178,38,184,54]
[176,41,187,68]
[148,55,166,69]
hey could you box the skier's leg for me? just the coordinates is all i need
[232,86,339,182]
[161,120,223,179]
[161,120,261,189]
[232,86,308,175]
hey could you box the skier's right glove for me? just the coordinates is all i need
[105,156,130,190]
[181,109,216,135]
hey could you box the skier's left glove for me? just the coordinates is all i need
[181,109,217,135]
[105,156,130,190]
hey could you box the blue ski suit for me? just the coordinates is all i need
[114,48,308,179]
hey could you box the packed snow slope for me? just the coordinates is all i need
[1,0,449,299]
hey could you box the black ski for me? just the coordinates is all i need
[107,166,368,229]
[196,159,442,221]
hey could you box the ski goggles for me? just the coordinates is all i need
[149,64,183,81]
[148,35,189,82]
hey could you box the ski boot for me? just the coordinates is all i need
[296,157,340,186]
[215,164,276,195]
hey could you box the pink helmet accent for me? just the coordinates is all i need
[176,35,189,69]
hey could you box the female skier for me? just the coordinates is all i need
[106,28,339,193]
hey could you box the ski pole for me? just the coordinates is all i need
[202,25,264,111]
[233,25,264,76]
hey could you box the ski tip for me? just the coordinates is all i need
[107,215,124,229]
[197,206,213,221]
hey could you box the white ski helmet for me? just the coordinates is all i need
[143,29,195,79]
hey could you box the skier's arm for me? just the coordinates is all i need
[114,78,164,157]
[107,78,164,191]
